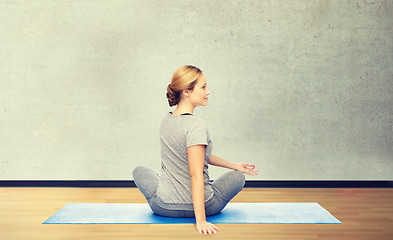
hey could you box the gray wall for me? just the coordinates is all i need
[0,0,392,180]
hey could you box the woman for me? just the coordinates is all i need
[133,65,259,235]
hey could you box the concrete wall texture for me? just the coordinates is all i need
[0,0,392,180]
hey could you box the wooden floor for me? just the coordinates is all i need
[0,188,392,240]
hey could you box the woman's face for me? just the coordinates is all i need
[188,74,210,107]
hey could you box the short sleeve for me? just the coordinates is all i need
[186,121,208,147]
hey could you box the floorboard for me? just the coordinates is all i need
[0,188,392,240]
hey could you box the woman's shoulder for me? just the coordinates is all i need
[185,115,206,125]
[161,112,207,131]
[183,117,209,136]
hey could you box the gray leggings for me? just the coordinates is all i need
[133,166,245,218]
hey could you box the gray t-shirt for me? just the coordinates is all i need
[156,112,214,210]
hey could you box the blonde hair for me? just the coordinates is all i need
[166,65,202,107]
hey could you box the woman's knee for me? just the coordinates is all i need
[232,170,246,188]
[133,166,159,200]
[133,165,149,180]
[212,170,245,202]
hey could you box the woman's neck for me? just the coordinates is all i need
[172,101,195,115]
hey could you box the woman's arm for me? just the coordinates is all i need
[209,154,260,175]
[187,145,219,235]
[187,145,206,222]
[209,154,236,170]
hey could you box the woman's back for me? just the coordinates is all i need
[156,112,214,210]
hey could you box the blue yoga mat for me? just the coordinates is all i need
[43,202,341,224]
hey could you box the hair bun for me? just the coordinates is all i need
[166,84,178,107]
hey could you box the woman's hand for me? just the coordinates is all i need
[196,220,219,235]
[234,163,260,175]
